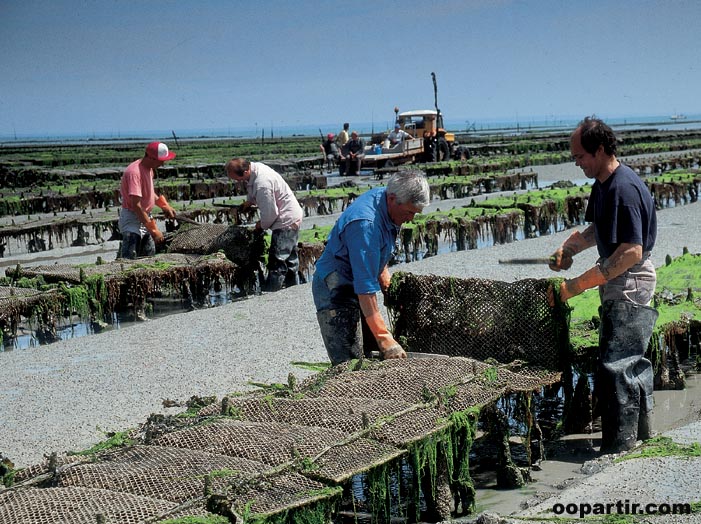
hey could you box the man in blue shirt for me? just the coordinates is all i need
[313,171,430,365]
[549,116,658,454]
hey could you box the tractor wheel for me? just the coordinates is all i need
[433,137,451,162]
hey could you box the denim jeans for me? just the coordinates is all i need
[121,232,155,259]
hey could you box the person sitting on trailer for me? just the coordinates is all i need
[319,133,340,172]
[388,123,412,147]
[340,131,365,176]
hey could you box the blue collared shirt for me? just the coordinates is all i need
[314,187,400,295]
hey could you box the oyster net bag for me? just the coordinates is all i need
[385,272,568,370]
[0,486,178,524]
[53,445,270,503]
[168,223,265,268]
[298,357,561,408]
[149,418,404,483]
[198,396,415,433]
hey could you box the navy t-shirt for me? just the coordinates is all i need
[584,163,657,259]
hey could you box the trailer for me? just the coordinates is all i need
[360,137,426,169]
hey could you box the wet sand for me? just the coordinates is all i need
[473,372,701,517]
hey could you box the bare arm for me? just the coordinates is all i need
[129,194,164,244]
[358,293,382,318]
[549,225,597,271]
[128,195,151,226]
[576,225,597,249]
[559,242,644,301]
[599,242,644,280]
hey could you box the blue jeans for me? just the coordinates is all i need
[121,232,155,259]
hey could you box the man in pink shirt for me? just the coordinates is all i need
[226,158,303,292]
[119,141,177,259]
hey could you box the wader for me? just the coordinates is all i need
[313,271,379,365]
[597,257,657,453]
[265,228,299,292]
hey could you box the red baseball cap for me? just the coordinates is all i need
[327,133,335,140]
[145,141,176,161]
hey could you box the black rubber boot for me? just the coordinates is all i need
[264,271,286,292]
[316,308,363,365]
[598,300,658,454]
[636,357,655,441]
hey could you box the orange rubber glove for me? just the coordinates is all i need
[560,266,607,302]
[549,230,587,271]
[155,194,176,219]
[145,219,164,244]
[364,311,406,360]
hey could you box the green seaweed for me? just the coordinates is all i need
[159,516,229,524]
[234,487,341,524]
[69,430,134,457]
[616,436,701,461]
[291,361,331,373]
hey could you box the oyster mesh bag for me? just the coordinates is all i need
[385,272,568,370]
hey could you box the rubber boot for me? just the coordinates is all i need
[598,300,658,454]
[264,271,285,292]
[636,358,655,441]
[316,308,363,365]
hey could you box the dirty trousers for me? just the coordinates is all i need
[265,228,300,292]
[120,231,155,259]
[312,271,379,365]
[597,258,657,453]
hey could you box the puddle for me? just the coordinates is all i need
[472,367,701,518]
[0,288,250,352]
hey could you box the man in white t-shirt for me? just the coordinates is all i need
[388,123,412,146]
[226,158,304,291]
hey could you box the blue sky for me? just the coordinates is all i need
[1,0,699,137]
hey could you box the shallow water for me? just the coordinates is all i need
[472,369,701,518]
[0,288,245,352]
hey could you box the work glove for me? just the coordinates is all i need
[378,267,391,294]
[155,194,176,219]
[364,311,406,360]
[145,219,164,244]
[549,231,587,271]
[560,266,607,302]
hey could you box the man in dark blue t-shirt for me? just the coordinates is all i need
[549,116,658,454]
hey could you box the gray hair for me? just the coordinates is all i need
[386,171,431,208]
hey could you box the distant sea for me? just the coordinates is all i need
[2,114,701,144]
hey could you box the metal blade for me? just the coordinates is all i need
[498,257,551,265]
